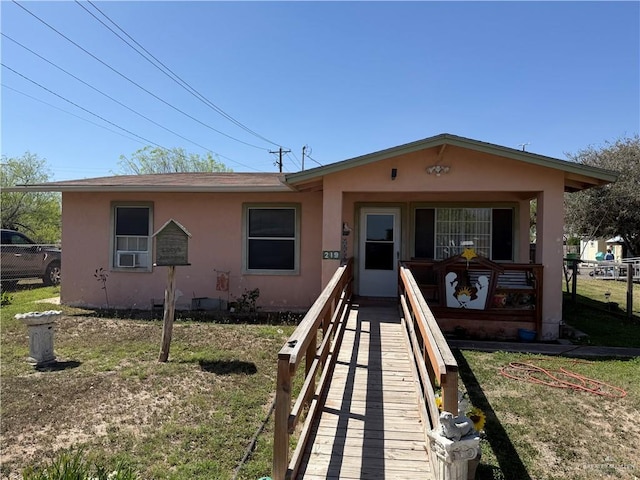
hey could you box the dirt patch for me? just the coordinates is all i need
[0,314,290,479]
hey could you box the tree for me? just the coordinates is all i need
[1,152,61,243]
[117,146,231,174]
[565,135,640,257]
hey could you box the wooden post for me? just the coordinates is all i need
[628,266,634,320]
[304,333,317,407]
[158,265,176,362]
[273,356,292,480]
[441,370,459,415]
[571,259,578,305]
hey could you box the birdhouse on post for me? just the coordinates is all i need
[153,219,191,267]
[153,219,191,362]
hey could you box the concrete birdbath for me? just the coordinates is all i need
[15,310,61,366]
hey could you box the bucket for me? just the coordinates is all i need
[517,328,536,342]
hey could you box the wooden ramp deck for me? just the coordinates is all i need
[296,300,434,479]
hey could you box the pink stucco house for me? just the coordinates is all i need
[20,134,616,340]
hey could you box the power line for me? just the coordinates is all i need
[306,153,323,167]
[10,0,269,151]
[2,83,146,146]
[285,151,301,171]
[2,63,167,148]
[2,32,220,155]
[80,0,283,150]
[3,82,260,172]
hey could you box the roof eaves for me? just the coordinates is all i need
[285,134,450,184]
[285,133,619,185]
[3,184,292,193]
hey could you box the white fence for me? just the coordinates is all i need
[577,257,640,281]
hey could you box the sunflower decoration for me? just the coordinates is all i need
[467,406,486,432]
[434,390,486,433]
[435,395,443,412]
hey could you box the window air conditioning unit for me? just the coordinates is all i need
[117,251,137,268]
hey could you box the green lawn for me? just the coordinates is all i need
[2,279,639,480]
[1,286,294,480]
[458,350,640,480]
[562,275,640,347]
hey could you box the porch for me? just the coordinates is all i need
[404,258,544,340]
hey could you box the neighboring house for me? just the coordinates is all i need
[12,134,616,340]
[580,237,623,261]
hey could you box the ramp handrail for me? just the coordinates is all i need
[399,263,459,431]
[273,258,353,480]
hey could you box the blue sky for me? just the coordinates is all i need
[1,1,639,180]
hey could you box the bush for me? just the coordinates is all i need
[22,449,137,480]
[1,290,13,306]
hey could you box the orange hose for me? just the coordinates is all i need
[499,361,627,398]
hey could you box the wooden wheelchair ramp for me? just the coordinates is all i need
[296,300,434,479]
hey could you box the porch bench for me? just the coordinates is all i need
[496,270,534,290]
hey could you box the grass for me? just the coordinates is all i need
[21,448,137,480]
[2,278,639,479]
[457,350,640,480]
[457,275,640,479]
[1,285,295,480]
[562,275,640,347]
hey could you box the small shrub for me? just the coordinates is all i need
[232,288,260,313]
[94,268,110,309]
[22,448,137,480]
[1,290,13,306]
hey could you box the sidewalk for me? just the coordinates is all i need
[449,339,640,359]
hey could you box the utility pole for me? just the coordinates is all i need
[270,147,290,173]
[302,145,306,171]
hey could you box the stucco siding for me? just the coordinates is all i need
[61,191,323,310]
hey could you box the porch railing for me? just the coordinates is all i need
[273,258,353,480]
[399,263,459,431]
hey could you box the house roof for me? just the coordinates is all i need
[285,133,618,192]
[6,172,292,193]
[6,133,618,193]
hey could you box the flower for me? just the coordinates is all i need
[434,390,486,433]
[467,406,486,432]
[435,395,443,412]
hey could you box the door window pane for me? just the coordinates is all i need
[365,243,394,270]
[365,214,395,270]
[366,214,394,241]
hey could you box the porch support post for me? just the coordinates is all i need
[321,180,344,289]
[536,186,564,340]
[518,199,533,263]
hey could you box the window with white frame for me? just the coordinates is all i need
[113,204,152,270]
[244,205,299,273]
[414,206,514,261]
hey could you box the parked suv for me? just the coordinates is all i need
[0,229,61,288]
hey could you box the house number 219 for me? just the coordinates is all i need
[322,251,340,260]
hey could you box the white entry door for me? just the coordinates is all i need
[358,207,401,297]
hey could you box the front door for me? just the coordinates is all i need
[358,207,401,297]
